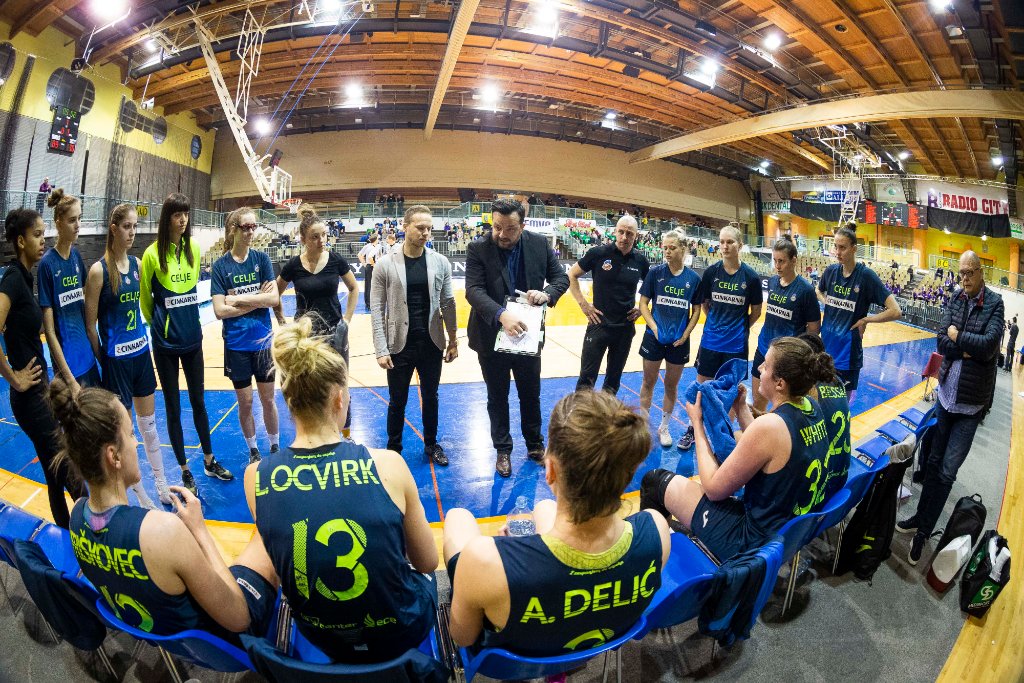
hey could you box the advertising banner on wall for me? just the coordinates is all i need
[920,181,1009,216]
[559,217,598,232]
[760,200,791,214]
[1011,219,1023,240]
[524,217,557,235]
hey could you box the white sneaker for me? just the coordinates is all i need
[657,425,673,448]
[131,484,156,510]
[154,476,173,505]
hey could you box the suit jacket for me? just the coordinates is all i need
[370,248,456,357]
[465,230,569,354]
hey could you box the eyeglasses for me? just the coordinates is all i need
[958,268,978,279]
[239,223,258,232]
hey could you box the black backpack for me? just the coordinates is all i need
[927,494,987,570]
[835,457,914,581]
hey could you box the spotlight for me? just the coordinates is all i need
[898,151,910,160]
[764,33,782,51]
[700,58,719,75]
[92,0,130,21]
[981,234,988,241]
[759,160,770,168]
[928,0,951,11]
[605,112,617,121]
[992,155,1003,166]
[255,119,271,135]
[480,84,500,105]
[345,83,363,100]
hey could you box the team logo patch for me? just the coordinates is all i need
[791,295,796,302]
[741,281,747,289]
[854,285,860,293]
[75,264,79,273]
[601,259,612,271]
[133,270,139,280]
[255,264,260,272]
[124,276,131,285]
[686,282,691,288]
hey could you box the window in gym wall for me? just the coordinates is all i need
[0,43,15,85]
[45,67,95,115]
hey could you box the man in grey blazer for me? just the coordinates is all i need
[465,198,569,477]
[371,205,459,465]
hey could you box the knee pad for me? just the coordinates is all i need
[640,468,675,519]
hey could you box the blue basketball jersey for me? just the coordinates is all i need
[211,249,275,352]
[70,499,204,635]
[254,441,434,659]
[639,263,702,345]
[37,246,96,378]
[817,263,889,370]
[98,257,150,359]
[698,261,763,354]
[756,275,821,355]
[816,381,851,502]
[480,512,663,656]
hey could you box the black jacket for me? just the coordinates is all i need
[464,230,569,354]
[937,285,1004,413]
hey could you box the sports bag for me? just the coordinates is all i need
[927,494,986,571]
[835,456,913,581]
[960,530,1010,617]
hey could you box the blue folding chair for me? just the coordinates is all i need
[876,420,914,444]
[94,598,253,683]
[242,626,449,683]
[899,405,935,430]
[31,524,80,577]
[0,505,44,609]
[459,616,648,683]
[642,533,716,632]
[12,540,117,679]
[775,494,852,617]
[855,435,892,462]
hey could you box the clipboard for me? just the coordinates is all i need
[495,295,547,356]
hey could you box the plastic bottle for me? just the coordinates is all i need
[506,496,536,537]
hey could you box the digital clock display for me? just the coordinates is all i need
[48,107,80,156]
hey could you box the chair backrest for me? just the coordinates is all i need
[12,540,108,651]
[746,537,785,630]
[0,505,43,566]
[31,524,80,577]
[93,598,253,673]
[643,534,717,631]
[845,452,891,509]
[776,513,820,565]
[914,416,937,441]
[812,489,853,538]
[241,633,449,683]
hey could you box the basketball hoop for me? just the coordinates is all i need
[280,198,302,215]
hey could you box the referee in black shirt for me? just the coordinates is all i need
[568,215,649,395]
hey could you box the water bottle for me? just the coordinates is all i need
[506,496,536,537]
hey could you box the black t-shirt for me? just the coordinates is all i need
[280,251,351,336]
[405,253,430,336]
[0,261,47,381]
[577,243,650,325]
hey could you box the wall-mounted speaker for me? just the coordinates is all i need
[622,65,641,78]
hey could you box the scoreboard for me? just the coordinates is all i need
[862,200,924,229]
[48,107,80,156]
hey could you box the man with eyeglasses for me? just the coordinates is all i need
[898,251,1004,566]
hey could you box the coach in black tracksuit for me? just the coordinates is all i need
[568,215,649,396]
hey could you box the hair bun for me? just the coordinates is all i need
[48,376,81,430]
[46,188,65,208]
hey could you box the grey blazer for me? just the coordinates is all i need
[370,247,457,357]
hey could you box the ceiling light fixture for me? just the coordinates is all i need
[480,84,500,105]
[898,151,910,160]
[929,0,951,11]
[763,33,782,51]
[345,83,363,100]
[759,160,770,168]
[700,58,719,75]
[92,0,130,21]
[605,111,617,121]
[992,155,1004,166]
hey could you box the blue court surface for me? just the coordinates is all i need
[0,323,936,525]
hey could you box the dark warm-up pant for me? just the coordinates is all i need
[576,323,636,396]
[154,347,213,466]
[11,383,86,528]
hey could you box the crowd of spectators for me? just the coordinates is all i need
[527,193,588,209]
[375,193,406,215]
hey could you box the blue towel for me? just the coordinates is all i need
[684,357,747,460]
[698,541,772,647]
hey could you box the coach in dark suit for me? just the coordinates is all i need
[466,199,569,477]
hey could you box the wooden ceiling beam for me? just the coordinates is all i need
[424,0,481,138]
[630,89,1024,163]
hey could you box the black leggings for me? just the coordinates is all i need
[10,383,86,528]
[153,347,213,466]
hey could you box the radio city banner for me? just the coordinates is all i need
[922,181,1008,216]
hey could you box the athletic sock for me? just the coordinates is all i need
[245,434,258,451]
[136,413,166,481]
[268,432,280,449]
[130,483,156,509]
[659,415,670,430]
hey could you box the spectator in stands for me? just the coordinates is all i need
[371,205,458,466]
[245,318,438,661]
[935,265,944,280]
[899,251,1003,565]
[54,376,276,639]
[443,390,671,655]
[891,259,899,270]
[36,177,53,213]
[384,232,399,256]
[641,336,836,560]
[569,215,648,397]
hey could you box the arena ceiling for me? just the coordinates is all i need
[5,0,1024,186]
